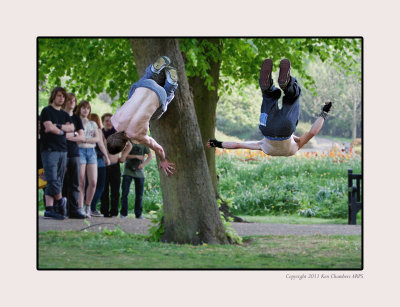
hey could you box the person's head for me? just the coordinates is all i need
[101,113,113,131]
[106,131,129,154]
[89,113,102,129]
[62,93,77,111]
[49,87,67,107]
[75,100,91,118]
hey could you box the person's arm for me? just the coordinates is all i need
[66,129,85,142]
[43,121,75,135]
[95,129,110,165]
[137,150,153,170]
[84,128,99,144]
[119,141,133,163]
[206,139,263,151]
[294,102,332,150]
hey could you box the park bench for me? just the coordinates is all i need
[348,169,362,225]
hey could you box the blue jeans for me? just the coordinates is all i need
[258,77,301,138]
[79,147,97,164]
[127,64,177,120]
[120,175,145,217]
[90,158,106,211]
[41,150,67,196]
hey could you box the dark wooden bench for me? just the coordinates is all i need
[348,169,362,225]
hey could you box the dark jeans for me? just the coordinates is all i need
[120,175,145,217]
[41,150,67,197]
[91,158,106,211]
[258,77,301,138]
[62,156,81,215]
[100,163,121,216]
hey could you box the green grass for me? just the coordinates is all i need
[240,215,352,225]
[38,230,362,269]
[217,154,361,218]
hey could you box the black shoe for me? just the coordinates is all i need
[259,59,273,91]
[44,208,65,220]
[55,197,67,217]
[69,209,86,219]
[278,59,291,90]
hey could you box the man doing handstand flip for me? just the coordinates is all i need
[207,59,332,156]
[107,56,178,175]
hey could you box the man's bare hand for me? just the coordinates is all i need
[159,159,175,176]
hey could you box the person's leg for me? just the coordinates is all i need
[100,165,110,217]
[109,163,121,217]
[67,157,81,215]
[85,163,97,216]
[62,157,72,213]
[78,163,87,209]
[280,76,301,136]
[41,150,58,207]
[257,59,281,138]
[41,151,66,219]
[163,66,178,106]
[133,177,145,218]
[90,158,106,213]
[120,175,133,217]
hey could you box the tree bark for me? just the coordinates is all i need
[130,38,229,244]
[187,39,222,196]
[186,39,243,223]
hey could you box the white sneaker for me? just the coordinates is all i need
[84,205,91,218]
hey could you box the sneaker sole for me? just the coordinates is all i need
[166,67,178,83]
[260,59,273,90]
[278,59,291,88]
[153,56,171,72]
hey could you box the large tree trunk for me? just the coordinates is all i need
[186,39,243,223]
[187,39,222,196]
[130,38,229,244]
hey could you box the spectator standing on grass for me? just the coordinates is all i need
[40,87,74,219]
[100,113,124,217]
[88,113,110,217]
[119,140,153,219]
[61,93,86,219]
[76,100,99,218]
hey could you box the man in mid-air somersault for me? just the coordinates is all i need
[207,58,332,156]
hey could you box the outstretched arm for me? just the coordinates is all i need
[206,139,263,151]
[294,102,332,150]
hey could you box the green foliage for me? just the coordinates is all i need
[216,154,361,218]
[147,204,164,242]
[38,38,137,107]
[103,226,126,236]
[38,154,361,219]
[217,198,242,244]
[38,91,113,115]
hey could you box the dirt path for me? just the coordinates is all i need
[38,216,361,236]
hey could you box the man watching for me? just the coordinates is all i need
[39,87,75,219]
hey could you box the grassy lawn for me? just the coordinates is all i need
[38,231,361,269]
[239,215,357,225]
